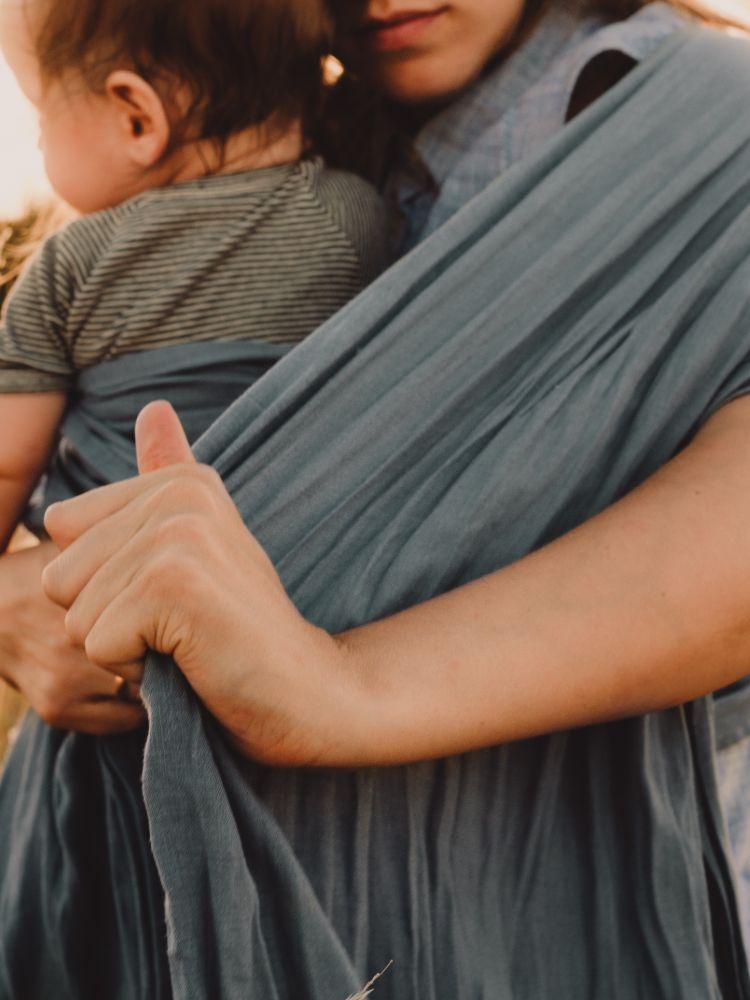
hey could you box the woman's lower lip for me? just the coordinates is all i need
[362,9,447,53]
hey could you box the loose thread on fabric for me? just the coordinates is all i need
[344,961,394,1000]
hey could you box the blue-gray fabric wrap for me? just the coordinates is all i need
[3,26,750,1000]
[24,340,290,531]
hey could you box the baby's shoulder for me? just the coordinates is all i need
[302,160,388,281]
[308,162,383,213]
[37,201,135,287]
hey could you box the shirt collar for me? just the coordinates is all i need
[414,0,606,189]
[390,1,689,253]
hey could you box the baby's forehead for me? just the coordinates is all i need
[0,0,31,37]
[0,0,31,24]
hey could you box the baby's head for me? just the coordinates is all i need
[0,0,331,213]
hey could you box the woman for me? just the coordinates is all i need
[2,0,750,997]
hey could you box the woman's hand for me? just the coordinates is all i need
[0,541,146,734]
[42,402,363,767]
[43,396,750,768]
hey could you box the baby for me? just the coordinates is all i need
[0,0,386,547]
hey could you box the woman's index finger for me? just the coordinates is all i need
[43,469,175,550]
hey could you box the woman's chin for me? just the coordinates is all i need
[373,57,481,107]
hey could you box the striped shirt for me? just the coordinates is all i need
[0,158,386,392]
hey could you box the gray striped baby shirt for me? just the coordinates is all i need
[0,158,386,392]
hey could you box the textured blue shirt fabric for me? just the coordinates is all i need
[391,0,687,252]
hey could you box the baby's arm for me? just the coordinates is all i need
[0,217,91,551]
[0,392,66,551]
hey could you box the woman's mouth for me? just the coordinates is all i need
[359,7,449,53]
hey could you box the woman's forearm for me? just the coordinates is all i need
[337,397,750,765]
[41,398,750,768]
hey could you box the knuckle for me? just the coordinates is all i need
[184,467,225,513]
[150,510,209,562]
[83,630,106,667]
[177,559,206,600]
[183,464,225,506]
[64,608,87,648]
[146,546,203,598]
[42,503,66,542]
[135,555,182,614]
[175,510,210,547]
[37,703,62,727]
[36,685,66,728]
[40,560,65,605]
[147,467,224,526]
[43,509,78,553]
[193,463,223,492]
[149,478,184,512]
[145,546,181,586]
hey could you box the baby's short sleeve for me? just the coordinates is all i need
[0,233,78,393]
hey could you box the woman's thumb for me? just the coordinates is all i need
[135,400,195,474]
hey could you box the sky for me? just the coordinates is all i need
[0,0,748,218]
[0,56,49,216]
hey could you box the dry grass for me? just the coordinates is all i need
[0,198,70,309]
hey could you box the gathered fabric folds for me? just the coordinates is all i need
[23,339,291,532]
[3,25,750,1000]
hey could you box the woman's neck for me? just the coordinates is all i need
[156,119,306,188]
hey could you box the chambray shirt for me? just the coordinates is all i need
[391,0,688,254]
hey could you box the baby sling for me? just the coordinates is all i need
[2,24,750,1000]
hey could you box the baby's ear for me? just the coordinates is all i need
[104,69,170,168]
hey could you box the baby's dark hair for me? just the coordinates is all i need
[31,0,332,147]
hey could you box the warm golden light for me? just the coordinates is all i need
[0,57,50,217]
[705,0,750,22]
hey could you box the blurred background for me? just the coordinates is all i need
[0,56,50,217]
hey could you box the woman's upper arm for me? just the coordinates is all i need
[340,395,750,762]
[29,397,750,766]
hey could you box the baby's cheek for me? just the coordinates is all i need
[44,146,108,215]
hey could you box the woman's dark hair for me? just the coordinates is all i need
[31,0,332,146]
